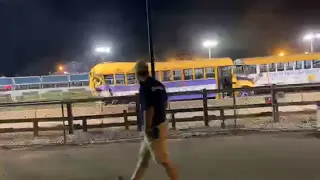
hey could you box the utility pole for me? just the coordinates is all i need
[146,0,155,77]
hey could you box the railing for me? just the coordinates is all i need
[0,83,319,144]
[0,73,89,90]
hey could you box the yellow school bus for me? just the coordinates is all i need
[90,58,254,100]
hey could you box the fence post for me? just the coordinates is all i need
[100,101,104,113]
[135,93,142,131]
[61,103,67,145]
[33,107,39,136]
[232,88,237,128]
[202,89,209,126]
[123,110,129,130]
[33,120,39,136]
[271,85,279,122]
[171,112,176,130]
[316,102,320,131]
[66,102,74,134]
[220,108,225,129]
[82,118,88,132]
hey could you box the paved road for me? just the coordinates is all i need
[1,132,320,180]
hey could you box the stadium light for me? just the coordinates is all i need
[303,34,314,40]
[58,65,64,71]
[278,52,285,56]
[95,47,111,53]
[202,40,218,59]
[303,33,320,52]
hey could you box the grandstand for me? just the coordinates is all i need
[0,73,92,103]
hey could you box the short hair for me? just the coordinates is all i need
[135,60,149,73]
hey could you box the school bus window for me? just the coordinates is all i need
[183,69,193,80]
[104,75,114,85]
[295,61,303,70]
[155,71,160,80]
[162,70,171,81]
[286,62,294,71]
[268,63,276,72]
[277,63,284,71]
[115,74,125,84]
[126,73,136,84]
[304,60,312,69]
[313,60,320,68]
[233,66,244,74]
[259,64,267,73]
[194,68,204,79]
[205,68,215,78]
[173,70,182,81]
[247,65,257,74]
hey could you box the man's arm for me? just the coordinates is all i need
[164,86,168,109]
[143,87,156,134]
[144,107,154,132]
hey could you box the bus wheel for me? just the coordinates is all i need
[238,91,249,97]
[238,86,253,97]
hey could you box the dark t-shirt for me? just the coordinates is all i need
[139,77,168,127]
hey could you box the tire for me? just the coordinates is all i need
[238,86,253,97]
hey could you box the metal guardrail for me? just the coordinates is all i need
[0,83,319,144]
[0,73,89,87]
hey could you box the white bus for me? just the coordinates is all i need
[234,53,320,86]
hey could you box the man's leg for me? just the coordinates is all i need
[130,139,151,180]
[161,160,178,180]
[151,123,178,180]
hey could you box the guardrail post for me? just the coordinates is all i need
[82,118,88,132]
[123,110,129,130]
[271,85,279,122]
[33,120,39,136]
[135,93,142,131]
[171,112,176,130]
[66,102,74,134]
[202,89,209,126]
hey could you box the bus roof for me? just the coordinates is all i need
[91,58,233,75]
[235,53,320,65]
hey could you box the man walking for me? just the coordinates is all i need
[120,60,178,180]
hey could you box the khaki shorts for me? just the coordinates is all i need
[138,121,169,164]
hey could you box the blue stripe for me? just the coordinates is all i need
[96,79,216,92]
[168,93,216,101]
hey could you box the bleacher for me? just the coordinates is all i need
[0,73,93,103]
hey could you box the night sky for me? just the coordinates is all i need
[0,0,319,76]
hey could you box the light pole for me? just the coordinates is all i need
[146,0,155,77]
[203,40,218,59]
[303,33,320,53]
